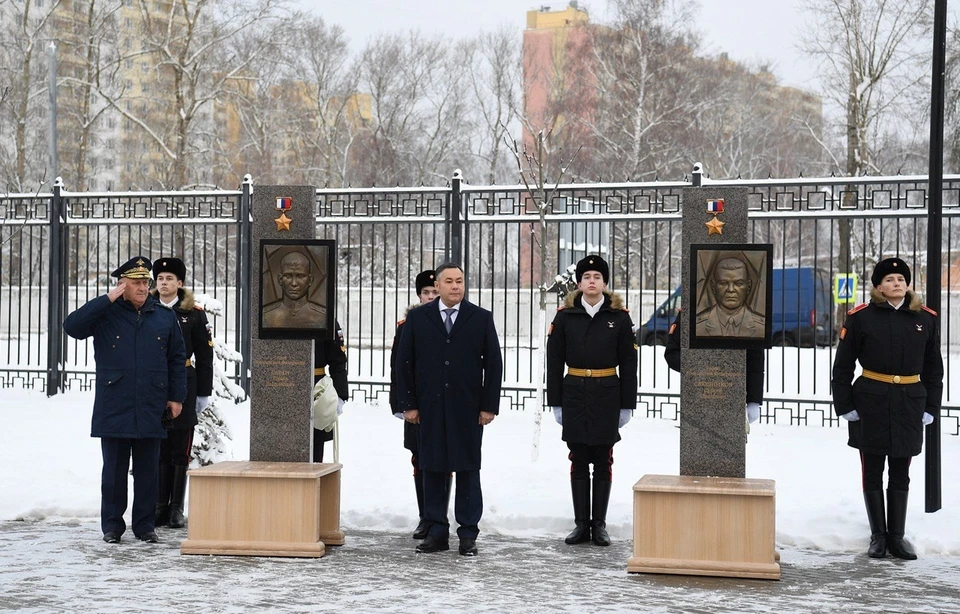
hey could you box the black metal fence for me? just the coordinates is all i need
[2,171,958,435]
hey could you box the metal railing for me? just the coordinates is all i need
[2,170,958,435]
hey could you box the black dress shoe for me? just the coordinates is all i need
[102,532,121,544]
[458,538,478,556]
[136,531,159,543]
[415,535,449,553]
[412,519,430,540]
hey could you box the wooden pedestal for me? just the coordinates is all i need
[627,474,780,580]
[180,461,345,558]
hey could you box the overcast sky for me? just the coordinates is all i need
[304,0,820,90]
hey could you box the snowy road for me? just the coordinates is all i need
[3,521,959,613]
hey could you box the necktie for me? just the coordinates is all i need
[443,308,455,334]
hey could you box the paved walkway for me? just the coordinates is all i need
[2,521,958,613]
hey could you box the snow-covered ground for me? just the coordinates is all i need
[2,389,957,555]
[3,389,959,613]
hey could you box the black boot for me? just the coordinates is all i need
[863,491,886,558]
[154,464,173,527]
[167,465,188,529]
[591,480,612,547]
[412,472,429,540]
[564,479,591,544]
[887,489,917,560]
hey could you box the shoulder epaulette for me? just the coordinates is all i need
[847,303,869,315]
[922,305,938,316]
[194,305,204,311]
[621,307,630,313]
[556,306,565,311]
[396,318,406,326]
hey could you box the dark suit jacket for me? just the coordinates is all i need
[395,299,503,472]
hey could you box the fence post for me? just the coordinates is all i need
[238,174,253,396]
[46,177,64,396]
[691,162,703,187]
[449,169,464,266]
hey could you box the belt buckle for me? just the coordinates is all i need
[585,369,593,377]
[893,375,901,384]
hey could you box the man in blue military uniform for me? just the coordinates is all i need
[64,256,187,544]
[152,257,214,529]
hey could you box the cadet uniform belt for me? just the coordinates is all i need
[314,368,326,376]
[185,359,192,367]
[861,369,920,385]
[566,367,617,378]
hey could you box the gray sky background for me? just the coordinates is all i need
[303,0,821,90]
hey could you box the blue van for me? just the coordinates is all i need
[638,267,835,347]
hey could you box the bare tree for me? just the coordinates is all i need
[462,27,521,184]
[800,0,932,317]
[0,0,61,191]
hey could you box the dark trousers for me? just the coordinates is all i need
[567,442,614,482]
[313,429,327,463]
[159,428,195,467]
[861,452,911,491]
[100,437,161,536]
[424,470,481,540]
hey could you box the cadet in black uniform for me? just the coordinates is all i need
[314,321,349,462]
[152,257,214,529]
[664,310,765,424]
[547,255,638,547]
[832,257,943,560]
[390,270,451,539]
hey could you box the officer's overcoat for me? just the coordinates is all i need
[314,320,349,444]
[63,294,187,439]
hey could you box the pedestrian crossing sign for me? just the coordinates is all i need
[833,273,858,304]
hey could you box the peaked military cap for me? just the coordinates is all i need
[154,257,187,281]
[415,269,436,295]
[111,256,152,279]
[871,257,911,287]
[575,254,609,284]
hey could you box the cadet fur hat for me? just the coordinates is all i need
[111,256,152,279]
[154,257,187,281]
[415,270,436,295]
[576,255,609,284]
[871,257,911,287]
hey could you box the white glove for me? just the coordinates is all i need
[618,409,632,428]
[337,398,345,416]
[552,406,562,425]
[923,412,934,426]
[841,410,860,421]
[195,396,211,412]
[393,412,404,420]
[746,402,760,424]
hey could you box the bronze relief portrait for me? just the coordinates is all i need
[259,239,336,339]
[689,244,772,349]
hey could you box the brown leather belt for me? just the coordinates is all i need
[314,367,326,376]
[185,359,192,367]
[566,367,617,378]
[862,369,919,385]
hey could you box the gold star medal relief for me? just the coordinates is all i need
[705,198,725,235]
[275,196,292,231]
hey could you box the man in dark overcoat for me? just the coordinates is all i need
[151,257,214,529]
[396,262,503,556]
[389,269,451,540]
[63,256,187,544]
[313,320,349,462]
[547,255,637,546]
